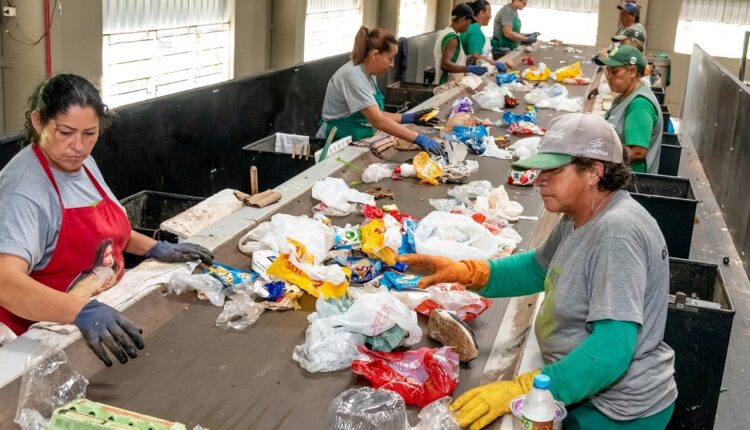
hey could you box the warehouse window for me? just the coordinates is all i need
[485,0,599,46]
[674,0,750,58]
[102,0,231,107]
[304,0,363,61]
[398,0,431,38]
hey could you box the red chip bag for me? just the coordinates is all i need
[351,345,459,407]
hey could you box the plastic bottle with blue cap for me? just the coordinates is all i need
[521,374,556,430]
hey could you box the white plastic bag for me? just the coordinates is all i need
[414,211,502,260]
[508,136,541,160]
[164,273,226,307]
[412,397,459,430]
[362,163,396,183]
[312,177,375,214]
[474,185,525,221]
[238,214,334,264]
[325,292,422,344]
[216,291,265,331]
[472,82,513,110]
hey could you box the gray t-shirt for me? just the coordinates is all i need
[493,4,518,39]
[320,61,378,122]
[0,145,124,273]
[534,190,677,420]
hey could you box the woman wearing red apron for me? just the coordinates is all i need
[0,74,213,366]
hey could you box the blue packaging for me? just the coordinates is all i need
[449,126,489,155]
[496,73,518,84]
[503,109,538,126]
[380,272,423,290]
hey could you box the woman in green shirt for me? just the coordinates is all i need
[491,0,538,54]
[460,0,510,72]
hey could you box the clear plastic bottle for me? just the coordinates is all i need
[521,374,556,430]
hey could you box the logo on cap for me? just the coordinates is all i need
[630,57,637,65]
[587,138,608,157]
[547,129,565,139]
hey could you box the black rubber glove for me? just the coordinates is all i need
[74,300,144,367]
[144,241,214,265]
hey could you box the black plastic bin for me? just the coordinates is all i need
[661,104,671,132]
[120,191,205,268]
[626,173,697,259]
[658,133,682,176]
[653,87,665,105]
[665,258,734,430]
[242,134,324,191]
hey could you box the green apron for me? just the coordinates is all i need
[492,15,522,51]
[324,80,385,142]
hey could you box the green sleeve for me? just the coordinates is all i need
[461,25,485,55]
[541,320,638,405]
[478,250,547,298]
[623,96,657,173]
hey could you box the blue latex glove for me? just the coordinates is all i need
[74,300,144,366]
[145,241,214,265]
[401,108,433,125]
[414,134,445,157]
[495,61,508,73]
[467,65,488,76]
[525,34,538,44]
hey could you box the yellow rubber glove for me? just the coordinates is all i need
[450,369,540,430]
[397,254,490,290]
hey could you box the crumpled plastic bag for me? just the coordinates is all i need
[508,136,541,160]
[521,62,551,81]
[393,283,492,321]
[508,168,539,186]
[414,211,502,260]
[471,82,514,110]
[447,180,493,205]
[563,76,592,85]
[449,97,473,115]
[267,239,351,299]
[496,72,519,84]
[412,397,460,430]
[413,152,443,185]
[440,160,479,183]
[311,177,376,215]
[293,293,421,372]
[164,273,227,306]
[216,291,265,331]
[362,163,396,184]
[474,185,524,222]
[238,213,334,264]
[448,125,489,154]
[550,61,582,82]
[16,348,88,429]
[508,121,545,136]
[503,109,537,126]
[361,215,402,266]
[524,84,582,112]
[352,346,459,407]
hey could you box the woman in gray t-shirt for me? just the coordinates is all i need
[401,113,676,430]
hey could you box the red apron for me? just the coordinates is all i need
[0,145,131,335]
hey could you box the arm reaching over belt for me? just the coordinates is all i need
[396,254,490,289]
[145,241,214,265]
[74,300,144,367]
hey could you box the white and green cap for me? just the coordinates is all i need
[512,113,624,171]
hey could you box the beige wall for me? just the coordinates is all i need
[0,0,743,133]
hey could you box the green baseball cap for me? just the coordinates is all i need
[593,45,647,72]
[612,27,646,43]
[512,113,624,171]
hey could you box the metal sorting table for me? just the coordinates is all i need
[0,44,598,429]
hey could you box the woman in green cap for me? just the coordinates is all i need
[491,0,538,55]
[400,113,676,430]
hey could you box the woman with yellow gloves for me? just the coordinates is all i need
[399,113,676,430]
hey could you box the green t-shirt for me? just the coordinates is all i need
[460,22,485,56]
[438,32,461,85]
[620,96,658,173]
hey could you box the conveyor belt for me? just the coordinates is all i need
[0,44,599,430]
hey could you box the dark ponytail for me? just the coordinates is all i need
[23,74,112,146]
[351,26,397,65]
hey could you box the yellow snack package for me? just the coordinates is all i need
[521,63,551,81]
[552,62,582,82]
[266,239,351,299]
[360,218,398,266]
[413,151,443,185]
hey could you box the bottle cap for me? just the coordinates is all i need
[533,374,551,389]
